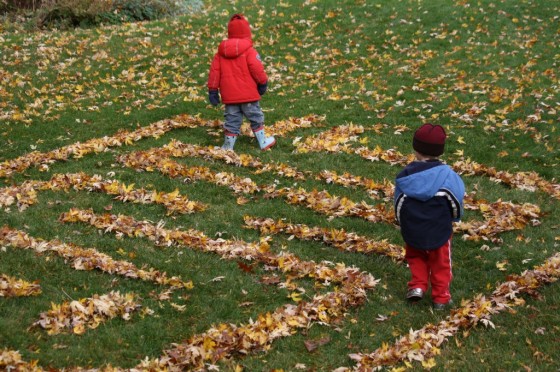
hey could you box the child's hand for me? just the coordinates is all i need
[209,90,221,106]
[257,82,268,96]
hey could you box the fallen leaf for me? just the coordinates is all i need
[259,275,281,285]
[237,261,254,273]
[236,196,250,205]
[376,314,389,322]
[496,261,509,271]
[304,336,331,352]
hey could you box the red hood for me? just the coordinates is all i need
[218,38,253,59]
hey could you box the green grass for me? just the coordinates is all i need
[1,0,559,370]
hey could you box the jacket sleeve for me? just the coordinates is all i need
[207,54,221,90]
[454,176,465,221]
[393,185,403,225]
[247,48,268,85]
[445,172,465,222]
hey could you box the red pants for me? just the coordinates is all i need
[405,239,453,304]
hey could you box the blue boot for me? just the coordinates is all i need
[222,134,238,151]
[253,128,276,151]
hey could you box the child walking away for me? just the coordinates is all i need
[207,14,276,151]
[394,124,465,310]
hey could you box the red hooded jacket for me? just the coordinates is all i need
[207,14,268,104]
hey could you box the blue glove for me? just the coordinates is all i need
[209,90,220,106]
[257,82,268,96]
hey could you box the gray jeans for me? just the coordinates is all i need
[223,101,265,135]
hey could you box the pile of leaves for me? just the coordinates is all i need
[0,349,42,371]
[0,172,206,214]
[33,291,141,335]
[244,216,405,261]
[0,274,41,297]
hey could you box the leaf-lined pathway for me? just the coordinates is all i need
[0,172,206,214]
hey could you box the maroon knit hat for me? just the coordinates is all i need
[413,123,447,156]
[228,14,252,39]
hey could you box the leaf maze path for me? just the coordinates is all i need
[0,116,559,370]
[0,173,206,215]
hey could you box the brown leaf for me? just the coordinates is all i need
[238,302,254,307]
[259,275,281,285]
[237,261,254,273]
[304,336,331,352]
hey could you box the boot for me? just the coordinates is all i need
[221,134,238,151]
[253,128,276,151]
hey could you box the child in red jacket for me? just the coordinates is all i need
[207,14,276,151]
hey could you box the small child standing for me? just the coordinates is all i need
[394,124,465,310]
[207,14,276,151]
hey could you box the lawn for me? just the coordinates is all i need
[0,0,559,370]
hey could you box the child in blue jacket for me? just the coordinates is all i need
[394,123,465,310]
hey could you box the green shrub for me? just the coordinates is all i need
[111,0,203,21]
[30,0,204,29]
[37,0,112,28]
[112,0,161,22]
[1,0,13,13]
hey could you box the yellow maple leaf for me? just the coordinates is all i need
[496,261,508,271]
[202,336,216,351]
[421,358,437,369]
[457,136,466,144]
[170,303,186,312]
[167,188,180,200]
[288,292,302,302]
[121,183,136,194]
[498,150,509,157]
[73,323,86,335]
[237,196,250,205]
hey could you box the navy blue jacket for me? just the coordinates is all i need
[394,160,465,250]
